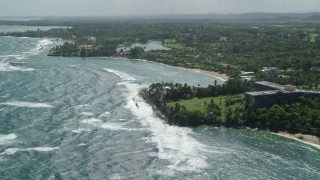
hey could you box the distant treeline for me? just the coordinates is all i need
[2,19,320,88]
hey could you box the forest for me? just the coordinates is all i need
[1,18,320,88]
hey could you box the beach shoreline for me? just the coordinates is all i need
[105,56,230,82]
[274,132,320,149]
[177,67,229,82]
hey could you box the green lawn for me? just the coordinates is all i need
[163,39,193,50]
[167,94,244,120]
[303,29,318,43]
[309,33,318,43]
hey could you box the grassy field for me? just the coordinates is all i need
[167,94,244,120]
[163,39,194,50]
[303,29,318,43]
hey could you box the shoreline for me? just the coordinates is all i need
[104,56,230,82]
[273,132,320,149]
[140,88,320,149]
[182,68,229,82]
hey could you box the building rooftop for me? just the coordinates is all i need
[246,90,283,96]
[255,81,285,90]
[246,89,320,97]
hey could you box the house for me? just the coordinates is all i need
[240,76,254,81]
[261,67,278,75]
[240,71,255,81]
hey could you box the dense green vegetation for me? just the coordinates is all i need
[1,18,320,88]
[143,81,320,136]
[142,79,253,127]
[244,95,320,135]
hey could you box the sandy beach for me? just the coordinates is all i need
[275,132,320,149]
[181,68,229,82]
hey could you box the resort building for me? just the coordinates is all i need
[245,81,320,109]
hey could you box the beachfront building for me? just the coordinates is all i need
[245,81,320,109]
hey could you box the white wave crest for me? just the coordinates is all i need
[27,147,60,152]
[100,122,140,131]
[0,62,34,72]
[1,146,59,155]
[81,118,103,125]
[72,129,91,133]
[80,111,94,116]
[121,79,209,173]
[0,38,54,61]
[0,133,17,145]
[26,38,54,57]
[1,148,20,155]
[102,68,136,81]
[81,118,140,131]
[98,111,111,117]
[0,101,54,108]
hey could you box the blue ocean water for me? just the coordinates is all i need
[0,27,319,179]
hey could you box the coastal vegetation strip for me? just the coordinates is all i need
[142,80,320,140]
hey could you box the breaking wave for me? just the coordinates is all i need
[106,68,209,174]
[1,147,60,155]
[0,101,54,108]
[0,134,17,145]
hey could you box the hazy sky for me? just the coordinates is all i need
[0,0,320,16]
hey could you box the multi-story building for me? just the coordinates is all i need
[245,81,320,109]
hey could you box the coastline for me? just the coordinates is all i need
[105,56,230,82]
[274,132,320,149]
[184,68,229,82]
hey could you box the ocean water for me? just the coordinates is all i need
[0,27,320,179]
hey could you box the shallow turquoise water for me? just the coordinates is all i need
[0,27,319,179]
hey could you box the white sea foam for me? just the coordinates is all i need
[81,118,103,125]
[26,39,53,57]
[0,62,34,72]
[72,129,91,133]
[0,38,53,61]
[80,111,94,116]
[114,69,209,173]
[102,68,136,81]
[74,104,89,108]
[110,174,122,180]
[0,133,17,145]
[100,122,140,131]
[1,146,59,155]
[81,118,139,131]
[0,101,54,108]
[1,148,20,155]
[98,111,111,117]
[27,147,60,152]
